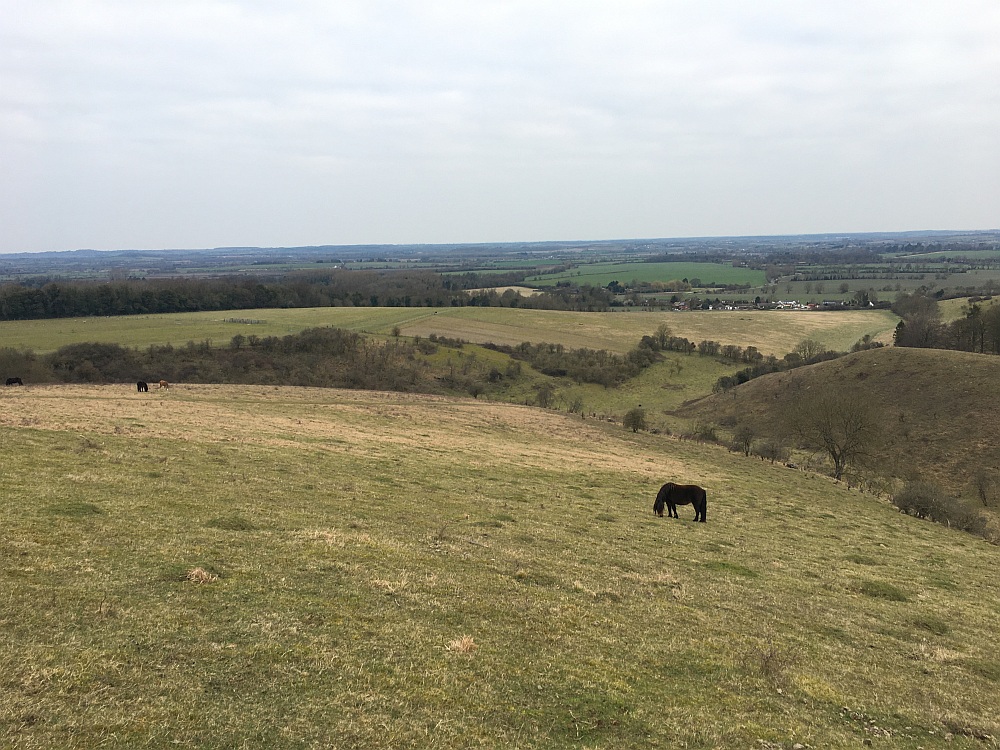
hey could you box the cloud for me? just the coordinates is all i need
[1,0,998,250]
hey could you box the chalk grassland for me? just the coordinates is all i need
[526,262,768,288]
[0,306,899,357]
[3,385,1000,748]
[678,346,1000,489]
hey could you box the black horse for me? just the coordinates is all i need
[136,381,149,392]
[5,377,23,386]
[653,482,707,523]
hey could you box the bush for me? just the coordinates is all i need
[891,481,950,519]
[731,424,756,456]
[753,439,790,464]
[623,407,647,433]
[891,481,991,535]
[692,421,718,443]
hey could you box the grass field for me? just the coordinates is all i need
[0,307,900,358]
[527,262,766,288]
[2,384,1000,748]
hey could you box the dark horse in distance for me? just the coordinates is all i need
[653,482,707,523]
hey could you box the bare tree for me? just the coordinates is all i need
[973,469,996,509]
[654,323,672,349]
[787,390,885,481]
[753,438,790,465]
[794,339,827,361]
[732,423,756,456]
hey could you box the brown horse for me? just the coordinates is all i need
[653,482,707,522]
[158,380,170,389]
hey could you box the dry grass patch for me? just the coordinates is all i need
[185,567,219,584]
[370,573,411,594]
[446,635,478,655]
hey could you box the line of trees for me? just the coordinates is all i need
[0,325,674,399]
[0,271,615,321]
[1,328,435,392]
[483,339,659,388]
[893,293,1000,354]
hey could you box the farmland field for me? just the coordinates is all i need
[526,261,766,288]
[0,307,899,357]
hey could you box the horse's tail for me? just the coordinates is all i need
[698,488,708,522]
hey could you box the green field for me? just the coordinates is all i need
[527,262,767,288]
[0,307,900,358]
[3,384,1000,747]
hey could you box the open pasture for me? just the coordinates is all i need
[0,306,899,357]
[2,384,1000,747]
[526,261,766,288]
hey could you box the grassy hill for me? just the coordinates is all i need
[675,346,1000,493]
[3,384,1000,747]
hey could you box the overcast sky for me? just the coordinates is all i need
[2,1,998,253]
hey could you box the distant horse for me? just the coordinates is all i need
[136,381,148,392]
[653,482,707,523]
[158,380,169,389]
[5,377,23,386]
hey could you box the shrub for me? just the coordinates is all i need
[891,481,947,520]
[693,421,718,443]
[891,481,989,534]
[731,424,756,456]
[623,407,647,433]
[753,439,790,464]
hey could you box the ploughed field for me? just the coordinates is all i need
[2,384,998,748]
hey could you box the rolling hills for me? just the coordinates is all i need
[675,346,1000,494]
[2,383,1000,747]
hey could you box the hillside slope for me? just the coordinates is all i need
[2,384,1000,747]
[676,346,1000,490]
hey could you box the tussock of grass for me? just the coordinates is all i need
[703,560,759,578]
[912,615,951,636]
[47,501,103,517]
[185,567,219,584]
[205,514,258,531]
[857,579,910,601]
[741,635,799,684]
[446,635,478,655]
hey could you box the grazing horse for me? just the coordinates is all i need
[136,381,149,392]
[653,482,707,523]
[158,380,169,389]
[5,377,23,386]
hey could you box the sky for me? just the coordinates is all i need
[2,1,999,253]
